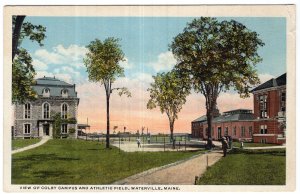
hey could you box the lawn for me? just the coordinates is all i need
[12,139,201,185]
[232,142,280,148]
[198,149,286,185]
[12,139,41,150]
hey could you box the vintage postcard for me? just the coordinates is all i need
[3,5,296,192]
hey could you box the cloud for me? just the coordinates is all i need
[32,59,48,71]
[34,44,87,69]
[119,57,134,69]
[258,73,274,84]
[149,51,176,72]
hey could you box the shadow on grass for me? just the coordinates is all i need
[34,170,68,179]
[229,148,286,156]
[13,154,80,162]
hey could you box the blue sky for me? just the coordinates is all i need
[22,17,286,82]
[20,17,287,131]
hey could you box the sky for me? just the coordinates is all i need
[21,17,286,134]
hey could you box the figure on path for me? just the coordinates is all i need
[137,137,141,148]
[221,137,229,157]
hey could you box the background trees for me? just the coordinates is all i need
[147,70,190,143]
[170,17,264,148]
[12,16,46,103]
[84,38,131,149]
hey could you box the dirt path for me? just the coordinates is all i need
[114,151,223,185]
[12,137,50,154]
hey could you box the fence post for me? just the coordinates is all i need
[164,135,165,152]
[119,135,121,153]
[86,134,87,141]
[185,136,187,151]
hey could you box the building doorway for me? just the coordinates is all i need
[43,124,50,136]
[218,127,222,139]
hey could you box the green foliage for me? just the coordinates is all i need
[84,38,125,86]
[147,70,190,138]
[12,49,37,103]
[84,37,131,148]
[68,128,76,134]
[12,16,46,103]
[51,113,76,138]
[170,17,264,98]
[52,113,63,138]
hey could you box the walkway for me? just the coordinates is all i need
[240,145,286,150]
[12,137,50,154]
[114,151,223,185]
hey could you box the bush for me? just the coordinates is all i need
[68,128,76,134]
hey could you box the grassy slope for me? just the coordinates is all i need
[12,139,201,185]
[198,149,286,185]
[12,139,42,150]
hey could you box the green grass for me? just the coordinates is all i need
[232,142,280,148]
[198,149,286,185]
[12,139,202,185]
[12,139,41,150]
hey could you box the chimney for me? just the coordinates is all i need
[272,78,277,87]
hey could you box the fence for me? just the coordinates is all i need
[77,133,193,151]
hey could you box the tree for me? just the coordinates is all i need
[84,38,131,149]
[12,16,46,103]
[147,70,191,144]
[170,17,264,148]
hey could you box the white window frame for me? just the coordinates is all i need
[61,89,69,98]
[23,102,32,119]
[61,124,68,134]
[43,88,50,97]
[42,102,50,119]
[241,126,246,137]
[260,125,268,134]
[23,123,31,134]
[61,103,68,119]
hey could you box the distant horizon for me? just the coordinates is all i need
[20,17,286,134]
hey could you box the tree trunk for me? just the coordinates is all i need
[170,120,175,149]
[206,109,213,149]
[106,95,110,148]
[205,97,217,149]
[12,16,25,61]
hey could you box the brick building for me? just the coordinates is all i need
[191,109,254,141]
[191,73,286,145]
[251,73,286,144]
[13,77,79,139]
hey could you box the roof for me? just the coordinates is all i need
[192,109,254,124]
[32,77,77,97]
[251,73,286,92]
[192,115,207,123]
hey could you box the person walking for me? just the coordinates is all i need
[137,137,141,148]
[221,137,229,157]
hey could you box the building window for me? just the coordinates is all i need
[225,127,228,136]
[249,126,253,136]
[260,125,267,134]
[61,103,68,119]
[24,103,31,119]
[261,139,267,144]
[61,124,68,134]
[24,124,31,134]
[259,95,268,118]
[205,128,208,136]
[212,127,214,137]
[281,92,286,112]
[233,127,236,136]
[241,126,245,137]
[43,88,50,97]
[61,89,69,98]
[43,103,50,119]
